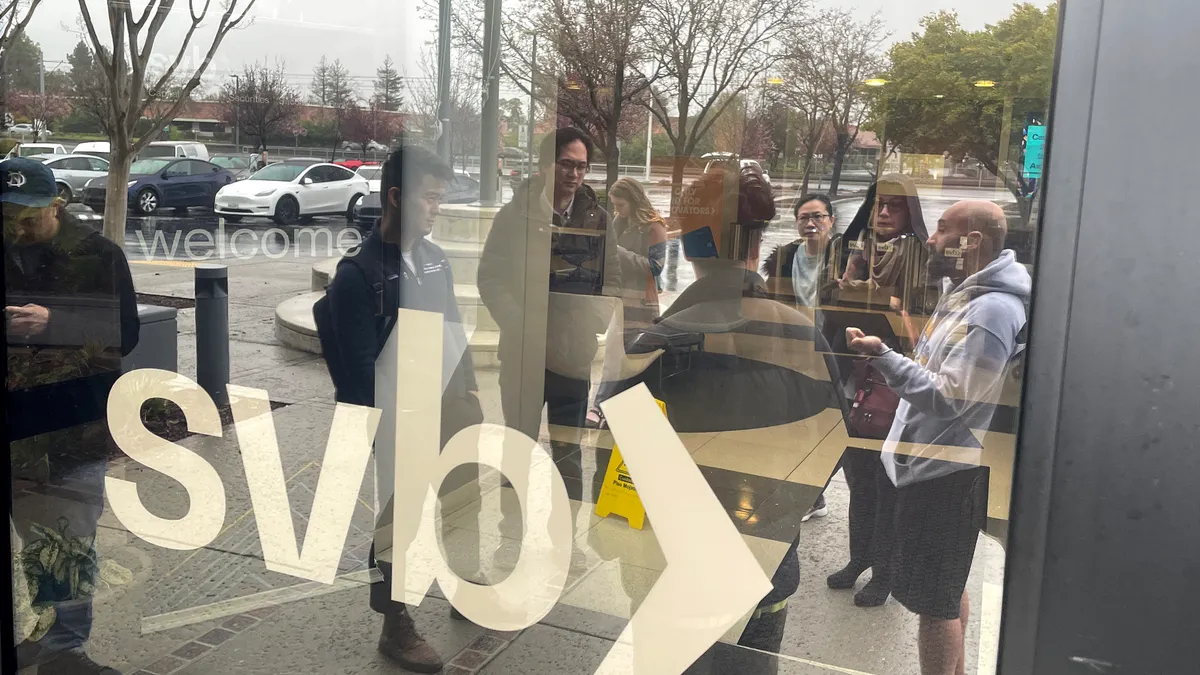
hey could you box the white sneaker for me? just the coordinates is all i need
[802,494,829,522]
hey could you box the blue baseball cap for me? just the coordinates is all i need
[1,157,57,208]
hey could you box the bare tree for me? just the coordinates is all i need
[540,0,659,189]
[76,0,257,243]
[432,0,660,190]
[794,9,887,196]
[217,62,302,153]
[407,44,480,170]
[643,0,807,212]
[10,90,70,140]
[0,0,43,114]
[775,41,831,195]
[344,99,401,154]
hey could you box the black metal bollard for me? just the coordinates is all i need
[195,264,230,405]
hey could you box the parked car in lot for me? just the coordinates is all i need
[139,141,209,161]
[334,158,379,171]
[83,157,236,215]
[340,140,388,153]
[214,160,369,225]
[73,141,111,161]
[5,124,52,137]
[210,154,256,180]
[356,165,382,193]
[7,142,68,158]
[33,153,110,203]
[353,171,479,228]
[701,152,771,184]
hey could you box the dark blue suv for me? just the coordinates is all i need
[83,157,236,215]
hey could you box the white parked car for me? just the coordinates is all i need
[140,141,209,161]
[7,142,67,158]
[356,165,382,193]
[73,141,111,161]
[214,160,369,225]
[701,152,771,184]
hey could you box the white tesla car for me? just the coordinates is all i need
[214,160,369,224]
[356,164,382,193]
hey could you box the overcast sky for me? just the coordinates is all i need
[24,0,1042,99]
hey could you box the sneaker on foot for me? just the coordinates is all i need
[827,561,868,590]
[802,493,828,522]
[378,610,443,673]
[854,574,891,607]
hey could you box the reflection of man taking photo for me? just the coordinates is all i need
[5,156,139,674]
[845,200,1029,675]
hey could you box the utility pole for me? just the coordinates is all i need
[36,56,44,141]
[436,0,452,165]
[526,34,536,167]
[479,0,503,204]
[644,107,653,182]
[232,74,240,151]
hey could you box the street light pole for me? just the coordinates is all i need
[436,0,452,165]
[644,106,653,182]
[526,34,536,166]
[232,74,240,151]
[479,0,503,204]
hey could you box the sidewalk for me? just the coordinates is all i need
[108,255,1006,675]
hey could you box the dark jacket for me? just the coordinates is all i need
[325,226,476,408]
[760,234,845,305]
[622,267,844,605]
[478,177,621,378]
[5,213,139,442]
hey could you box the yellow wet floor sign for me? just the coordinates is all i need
[594,398,667,529]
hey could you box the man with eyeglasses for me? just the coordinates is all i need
[479,127,621,517]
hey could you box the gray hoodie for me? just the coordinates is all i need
[875,249,1031,486]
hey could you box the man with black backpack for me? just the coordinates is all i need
[316,146,480,673]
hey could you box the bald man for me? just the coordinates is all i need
[846,200,1031,675]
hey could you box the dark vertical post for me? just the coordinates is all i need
[195,264,230,405]
[527,34,537,164]
[436,0,452,165]
[479,0,503,204]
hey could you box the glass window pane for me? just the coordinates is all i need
[6,2,1059,674]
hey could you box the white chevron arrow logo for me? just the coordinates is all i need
[597,384,774,674]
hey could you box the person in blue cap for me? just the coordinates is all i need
[5,156,139,674]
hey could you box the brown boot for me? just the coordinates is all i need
[378,609,443,673]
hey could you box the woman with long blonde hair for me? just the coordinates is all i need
[586,177,668,427]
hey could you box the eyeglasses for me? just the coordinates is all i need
[556,159,590,175]
[877,198,908,213]
[796,213,829,223]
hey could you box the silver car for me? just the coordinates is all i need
[35,153,111,203]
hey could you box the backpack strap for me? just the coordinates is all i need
[338,244,400,359]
